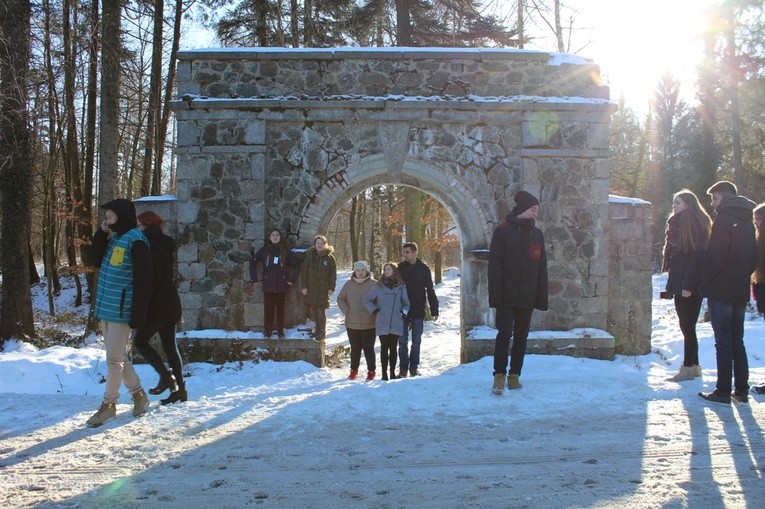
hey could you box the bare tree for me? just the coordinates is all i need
[98,0,122,204]
[0,0,35,342]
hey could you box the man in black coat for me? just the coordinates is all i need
[398,242,439,377]
[698,181,758,405]
[488,190,549,395]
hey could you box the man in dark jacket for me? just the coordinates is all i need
[398,242,439,377]
[698,181,757,405]
[488,190,549,395]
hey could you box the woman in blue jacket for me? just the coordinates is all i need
[249,228,299,339]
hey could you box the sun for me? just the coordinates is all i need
[577,0,717,112]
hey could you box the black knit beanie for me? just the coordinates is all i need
[513,190,540,216]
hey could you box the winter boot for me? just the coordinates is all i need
[492,373,506,395]
[348,370,358,380]
[149,371,177,395]
[131,388,150,417]
[398,370,408,379]
[698,390,731,405]
[507,374,522,390]
[86,402,117,428]
[731,391,749,404]
[390,369,398,380]
[667,365,696,382]
[366,371,375,381]
[161,382,188,405]
[693,364,703,378]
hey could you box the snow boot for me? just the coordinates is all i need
[693,364,703,378]
[161,383,188,405]
[366,371,375,381]
[86,402,116,428]
[149,371,177,395]
[731,391,749,404]
[348,370,358,380]
[492,373,506,395]
[667,365,696,382]
[131,388,150,417]
[507,374,522,390]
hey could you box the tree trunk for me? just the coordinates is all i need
[303,0,312,46]
[153,0,182,195]
[554,0,564,52]
[371,187,383,275]
[0,0,35,342]
[256,0,268,46]
[290,0,299,46]
[63,0,84,306]
[404,187,422,247]
[724,4,745,191]
[140,0,163,197]
[517,0,524,48]
[395,0,411,46]
[349,195,359,263]
[98,0,122,204]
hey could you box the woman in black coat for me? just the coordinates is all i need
[662,190,711,382]
[132,211,187,405]
[249,228,299,339]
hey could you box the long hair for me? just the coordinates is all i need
[754,204,765,283]
[266,228,288,263]
[671,190,712,253]
[377,262,404,286]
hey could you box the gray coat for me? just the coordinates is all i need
[364,283,410,336]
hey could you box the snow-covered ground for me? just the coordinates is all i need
[1,269,764,508]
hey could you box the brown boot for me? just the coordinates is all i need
[86,402,116,428]
[507,374,522,390]
[131,388,150,417]
[492,373,506,395]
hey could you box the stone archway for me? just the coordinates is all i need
[169,48,653,361]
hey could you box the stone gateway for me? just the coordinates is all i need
[165,48,652,364]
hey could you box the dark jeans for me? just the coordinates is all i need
[348,328,376,372]
[379,334,398,375]
[263,292,286,335]
[399,317,424,373]
[674,293,702,367]
[493,307,534,376]
[133,319,184,387]
[707,298,749,394]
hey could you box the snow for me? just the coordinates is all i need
[2,269,764,508]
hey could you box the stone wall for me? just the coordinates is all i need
[167,48,650,362]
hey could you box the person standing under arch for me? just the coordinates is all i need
[337,261,377,380]
[365,262,410,381]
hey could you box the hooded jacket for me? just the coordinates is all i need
[91,199,151,327]
[301,245,337,308]
[143,225,182,323]
[700,194,758,305]
[488,214,549,310]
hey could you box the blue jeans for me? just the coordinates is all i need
[399,317,424,373]
[707,298,749,394]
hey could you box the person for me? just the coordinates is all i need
[300,235,337,341]
[86,199,152,427]
[365,262,409,381]
[750,204,765,395]
[337,261,377,380]
[698,181,757,405]
[662,190,712,382]
[397,242,439,378]
[488,190,549,395]
[249,228,299,339]
[132,211,187,406]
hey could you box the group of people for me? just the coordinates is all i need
[86,199,186,428]
[249,233,440,382]
[661,181,764,404]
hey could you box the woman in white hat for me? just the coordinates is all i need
[337,261,378,380]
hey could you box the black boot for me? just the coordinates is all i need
[161,383,188,405]
[149,371,177,395]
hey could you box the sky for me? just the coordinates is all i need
[180,0,717,116]
[1,269,764,507]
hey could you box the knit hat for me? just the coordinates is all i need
[353,260,369,272]
[513,190,540,215]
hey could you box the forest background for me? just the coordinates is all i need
[0,0,763,345]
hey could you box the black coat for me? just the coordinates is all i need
[143,226,182,323]
[398,259,439,319]
[249,244,299,294]
[662,211,705,297]
[488,214,549,310]
[700,195,758,306]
